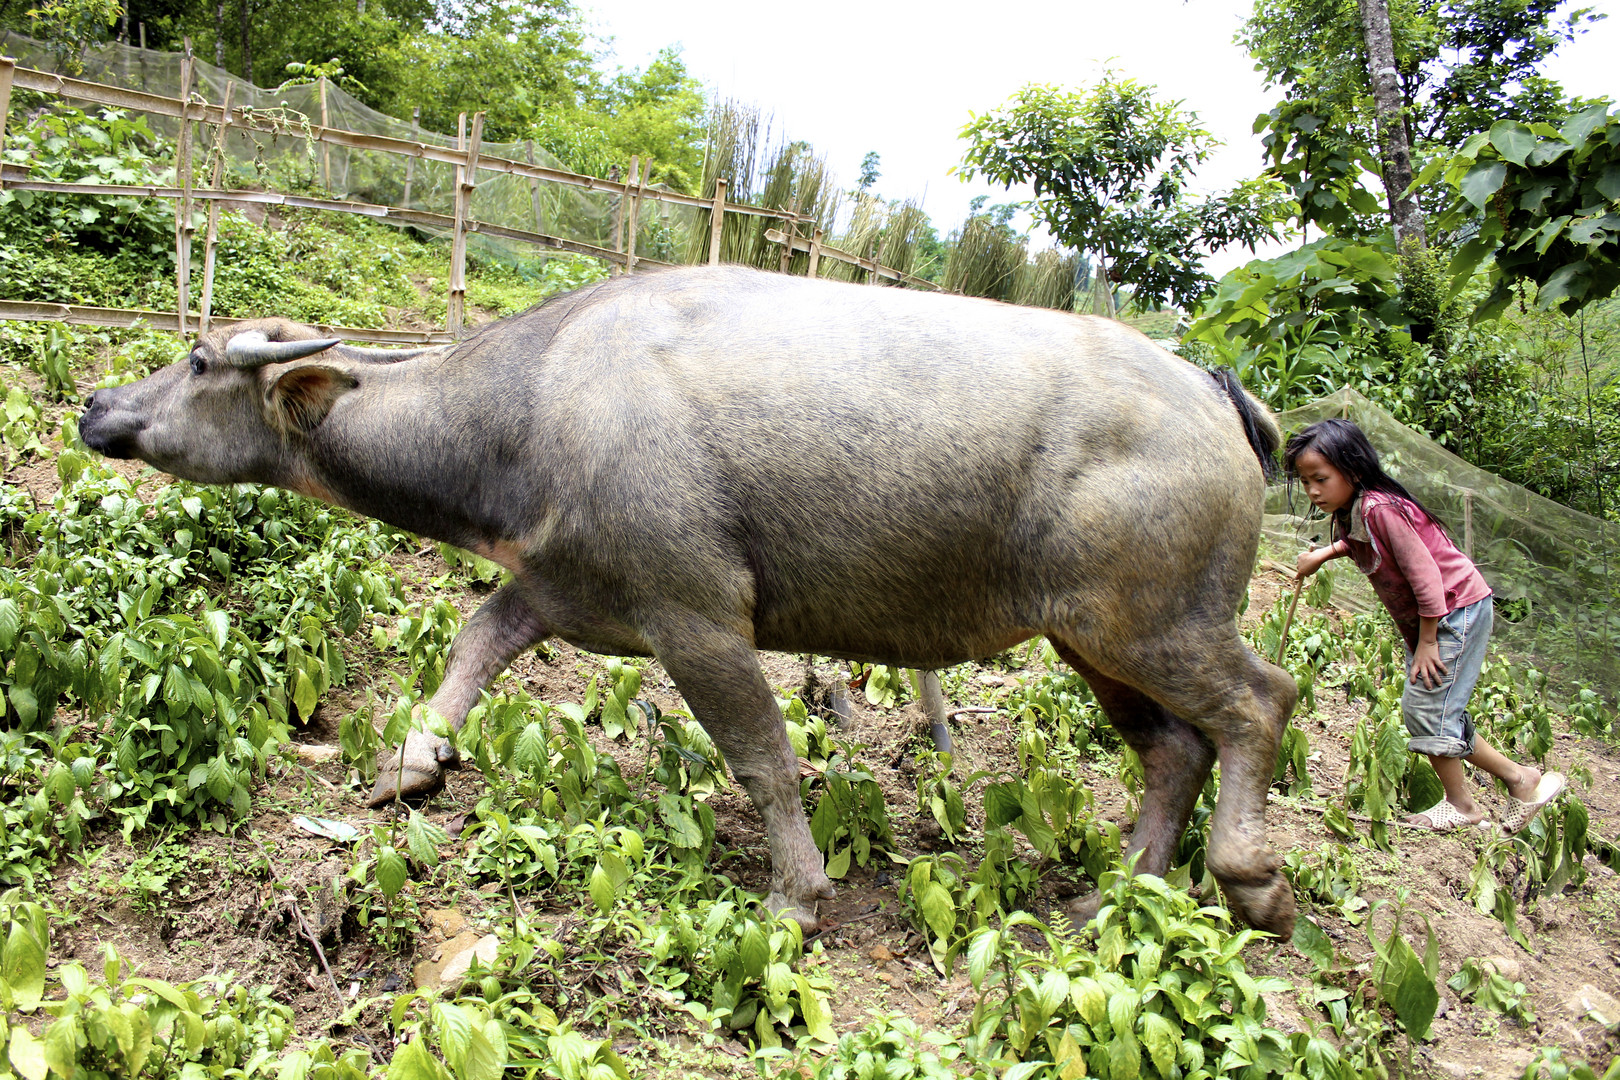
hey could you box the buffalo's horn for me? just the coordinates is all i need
[223,330,342,368]
[333,344,451,363]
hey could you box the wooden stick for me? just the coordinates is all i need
[317,75,330,191]
[198,79,235,333]
[447,111,483,338]
[1275,575,1304,666]
[806,226,823,278]
[708,178,727,266]
[0,58,14,193]
[524,138,542,234]
[174,42,195,337]
[624,156,641,276]
[401,105,418,207]
[1463,492,1474,559]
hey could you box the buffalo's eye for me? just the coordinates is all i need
[190,352,207,375]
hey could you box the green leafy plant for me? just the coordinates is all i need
[1447,958,1535,1025]
[961,868,1296,1079]
[805,740,894,878]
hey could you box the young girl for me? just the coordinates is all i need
[1285,418,1563,834]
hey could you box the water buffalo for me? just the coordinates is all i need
[79,266,1297,935]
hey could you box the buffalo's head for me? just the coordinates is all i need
[79,319,429,485]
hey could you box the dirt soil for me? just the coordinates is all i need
[8,362,1620,1076]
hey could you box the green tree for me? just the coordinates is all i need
[1243,0,1604,239]
[958,75,1289,312]
[857,151,881,193]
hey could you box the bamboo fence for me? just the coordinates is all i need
[0,47,935,347]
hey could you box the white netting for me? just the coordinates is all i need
[1264,387,1617,699]
[0,31,715,267]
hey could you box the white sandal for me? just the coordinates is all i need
[1500,772,1565,835]
[1404,800,1487,832]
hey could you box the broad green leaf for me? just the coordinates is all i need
[3,919,47,1010]
[386,1038,443,1080]
[203,609,229,649]
[1488,120,1536,166]
[0,599,18,652]
[1292,917,1334,970]
[1393,964,1438,1040]
[293,669,318,721]
[7,686,38,728]
[1140,1011,1180,1076]
[966,928,998,990]
[825,845,852,880]
[795,975,835,1043]
[739,923,769,978]
[43,1018,80,1080]
[1459,160,1507,210]
[460,1022,504,1080]
[920,881,955,942]
[588,863,615,913]
[407,811,447,868]
[376,848,408,898]
[6,1025,49,1080]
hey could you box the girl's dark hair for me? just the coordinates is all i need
[1282,418,1447,537]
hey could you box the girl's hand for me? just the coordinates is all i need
[1410,640,1449,689]
[1295,546,1331,578]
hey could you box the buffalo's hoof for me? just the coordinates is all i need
[366,731,459,808]
[765,873,837,935]
[1062,891,1104,928]
[1219,873,1297,937]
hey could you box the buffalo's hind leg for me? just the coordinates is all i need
[1047,644,1216,925]
[1056,631,1298,937]
[651,616,834,932]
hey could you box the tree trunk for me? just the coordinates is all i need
[1358,0,1424,248]
[240,0,252,84]
[215,1,225,67]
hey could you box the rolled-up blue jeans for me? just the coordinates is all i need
[1401,596,1492,758]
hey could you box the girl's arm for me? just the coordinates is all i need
[1412,614,1447,689]
[1296,537,1348,579]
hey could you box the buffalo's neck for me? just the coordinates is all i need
[298,363,540,549]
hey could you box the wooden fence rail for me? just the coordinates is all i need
[0,51,934,345]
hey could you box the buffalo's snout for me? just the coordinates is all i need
[79,385,137,459]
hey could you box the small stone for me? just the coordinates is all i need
[1564,983,1620,1025]
[1482,955,1520,982]
[425,907,467,939]
[975,674,1005,687]
[868,944,893,963]
[439,933,499,987]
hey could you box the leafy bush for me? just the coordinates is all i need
[961,870,1298,1080]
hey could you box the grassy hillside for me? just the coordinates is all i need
[3,200,1620,1079]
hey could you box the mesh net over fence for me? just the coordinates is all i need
[0,32,715,267]
[1264,386,1618,700]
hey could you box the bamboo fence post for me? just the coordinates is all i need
[607,163,623,275]
[778,200,799,274]
[317,75,331,191]
[707,178,727,266]
[806,227,823,278]
[174,41,195,336]
[447,111,483,338]
[1463,492,1474,559]
[524,139,542,234]
[623,156,641,276]
[0,58,14,193]
[198,79,235,333]
[401,105,419,208]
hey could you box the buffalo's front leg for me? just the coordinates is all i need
[654,616,833,931]
[367,582,551,807]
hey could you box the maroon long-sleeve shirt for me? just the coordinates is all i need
[1335,491,1492,652]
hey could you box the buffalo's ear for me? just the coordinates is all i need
[264,363,358,433]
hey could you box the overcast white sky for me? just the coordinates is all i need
[583,0,1617,275]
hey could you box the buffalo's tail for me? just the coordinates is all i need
[1212,367,1280,481]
